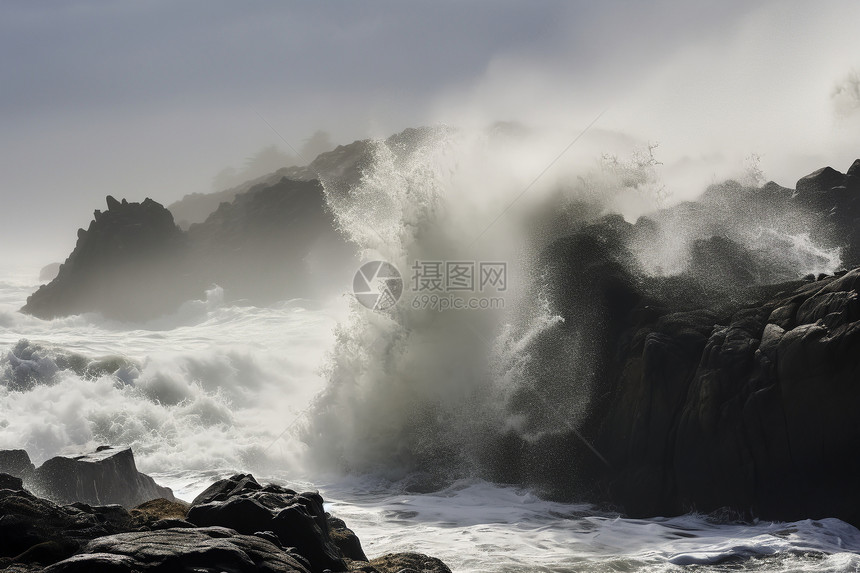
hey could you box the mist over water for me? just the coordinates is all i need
[3,118,846,479]
[304,125,616,478]
[0,272,346,472]
[2,3,860,567]
[303,123,850,486]
[1,119,859,569]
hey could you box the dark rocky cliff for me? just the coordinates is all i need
[22,197,191,321]
[496,159,860,526]
[22,177,357,321]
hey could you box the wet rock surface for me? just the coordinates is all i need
[30,447,175,509]
[511,160,860,525]
[0,468,450,573]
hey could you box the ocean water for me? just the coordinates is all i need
[2,268,860,573]
[2,128,859,572]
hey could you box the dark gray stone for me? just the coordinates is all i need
[42,527,311,573]
[32,447,174,508]
[796,165,847,194]
[0,473,24,491]
[0,450,35,481]
[187,474,344,573]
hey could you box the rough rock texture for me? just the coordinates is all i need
[0,450,35,481]
[796,165,847,194]
[42,527,312,573]
[25,447,174,508]
[596,269,860,524]
[0,488,144,567]
[187,474,346,573]
[363,553,452,573]
[0,470,450,572]
[0,473,24,491]
[327,515,368,562]
[482,160,860,525]
[22,197,191,321]
[129,498,189,522]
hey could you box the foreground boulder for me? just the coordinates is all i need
[43,527,313,573]
[0,449,35,481]
[0,447,174,509]
[32,447,174,509]
[187,474,345,573]
[0,472,450,573]
[0,488,142,566]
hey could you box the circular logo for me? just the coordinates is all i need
[352,261,403,310]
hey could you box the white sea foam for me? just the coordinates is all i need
[2,257,859,573]
[0,270,346,471]
[0,130,856,571]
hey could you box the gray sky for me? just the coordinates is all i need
[2,1,859,265]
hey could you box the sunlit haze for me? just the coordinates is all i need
[1,1,858,265]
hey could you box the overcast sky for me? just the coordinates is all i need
[2,1,859,265]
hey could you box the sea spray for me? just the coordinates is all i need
[303,126,629,481]
[0,273,344,473]
[304,125,847,491]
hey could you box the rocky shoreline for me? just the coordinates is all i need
[492,159,860,527]
[12,135,860,537]
[0,448,451,572]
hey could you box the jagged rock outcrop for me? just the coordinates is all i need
[22,197,192,321]
[590,268,860,525]
[0,449,35,481]
[169,167,310,230]
[23,177,357,319]
[0,447,173,509]
[186,473,345,573]
[491,160,860,526]
[168,139,372,228]
[0,470,451,573]
[22,128,471,320]
[30,447,174,509]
